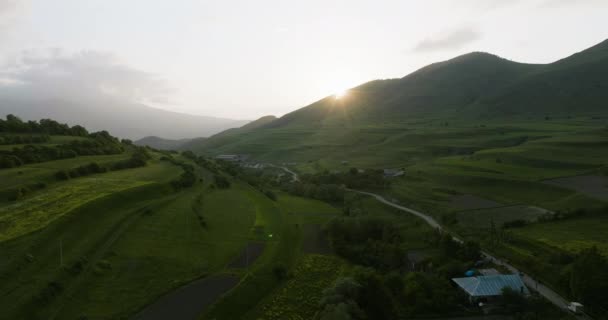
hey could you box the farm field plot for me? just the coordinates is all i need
[544,175,608,201]
[450,194,502,211]
[277,192,340,224]
[454,205,550,229]
[512,216,608,256]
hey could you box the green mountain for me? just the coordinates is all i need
[186,39,608,163]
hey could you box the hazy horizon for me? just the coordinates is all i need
[1,0,607,120]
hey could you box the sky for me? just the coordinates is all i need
[0,0,607,119]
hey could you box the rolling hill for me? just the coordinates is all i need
[185,39,608,162]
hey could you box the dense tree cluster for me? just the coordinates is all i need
[282,182,345,202]
[171,166,196,189]
[0,130,124,169]
[317,267,461,320]
[321,201,487,319]
[568,247,608,316]
[326,216,404,270]
[0,115,89,136]
[0,134,50,145]
[54,147,150,181]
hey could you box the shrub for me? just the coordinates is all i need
[264,190,277,201]
[214,175,231,189]
[273,264,288,281]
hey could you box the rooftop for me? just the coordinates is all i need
[452,275,529,297]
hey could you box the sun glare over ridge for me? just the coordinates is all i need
[334,89,348,99]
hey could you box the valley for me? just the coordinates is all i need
[2,38,608,320]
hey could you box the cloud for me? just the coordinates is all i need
[413,27,481,53]
[539,0,608,8]
[0,49,173,104]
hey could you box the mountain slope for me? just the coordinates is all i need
[0,97,249,140]
[475,39,608,116]
[185,38,608,162]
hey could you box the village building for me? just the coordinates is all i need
[452,274,529,304]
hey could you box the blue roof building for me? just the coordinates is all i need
[452,274,529,303]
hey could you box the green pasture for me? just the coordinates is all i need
[0,159,182,242]
[513,216,608,256]
[0,183,176,319]
[0,153,132,190]
[56,185,257,319]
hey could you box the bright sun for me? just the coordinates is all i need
[334,89,348,99]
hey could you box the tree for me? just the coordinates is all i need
[569,246,608,312]
[318,277,365,320]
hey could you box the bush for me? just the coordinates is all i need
[264,190,277,201]
[273,264,288,281]
[503,219,527,229]
[0,155,23,168]
[214,175,231,189]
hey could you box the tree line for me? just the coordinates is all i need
[0,114,89,136]
[0,130,124,169]
[55,147,151,181]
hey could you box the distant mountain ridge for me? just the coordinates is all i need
[133,136,194,150]
[0,97,249,140]
[185,38,608,157]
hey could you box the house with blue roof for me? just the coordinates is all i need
[452,274,529,303]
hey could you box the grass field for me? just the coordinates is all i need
[0,150,188,319]
[513,216,608,256]
[55,185,258,319]
[454,205,550,230]
[0,153,132,191]
[0,158,182,241]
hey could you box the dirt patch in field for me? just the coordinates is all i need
[450,194,501,211]
[302,224,331,254]
[228,242,265,268]
[544,175,608,200]
[134,274,239,320]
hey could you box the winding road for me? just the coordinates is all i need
[273,165,591,319]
